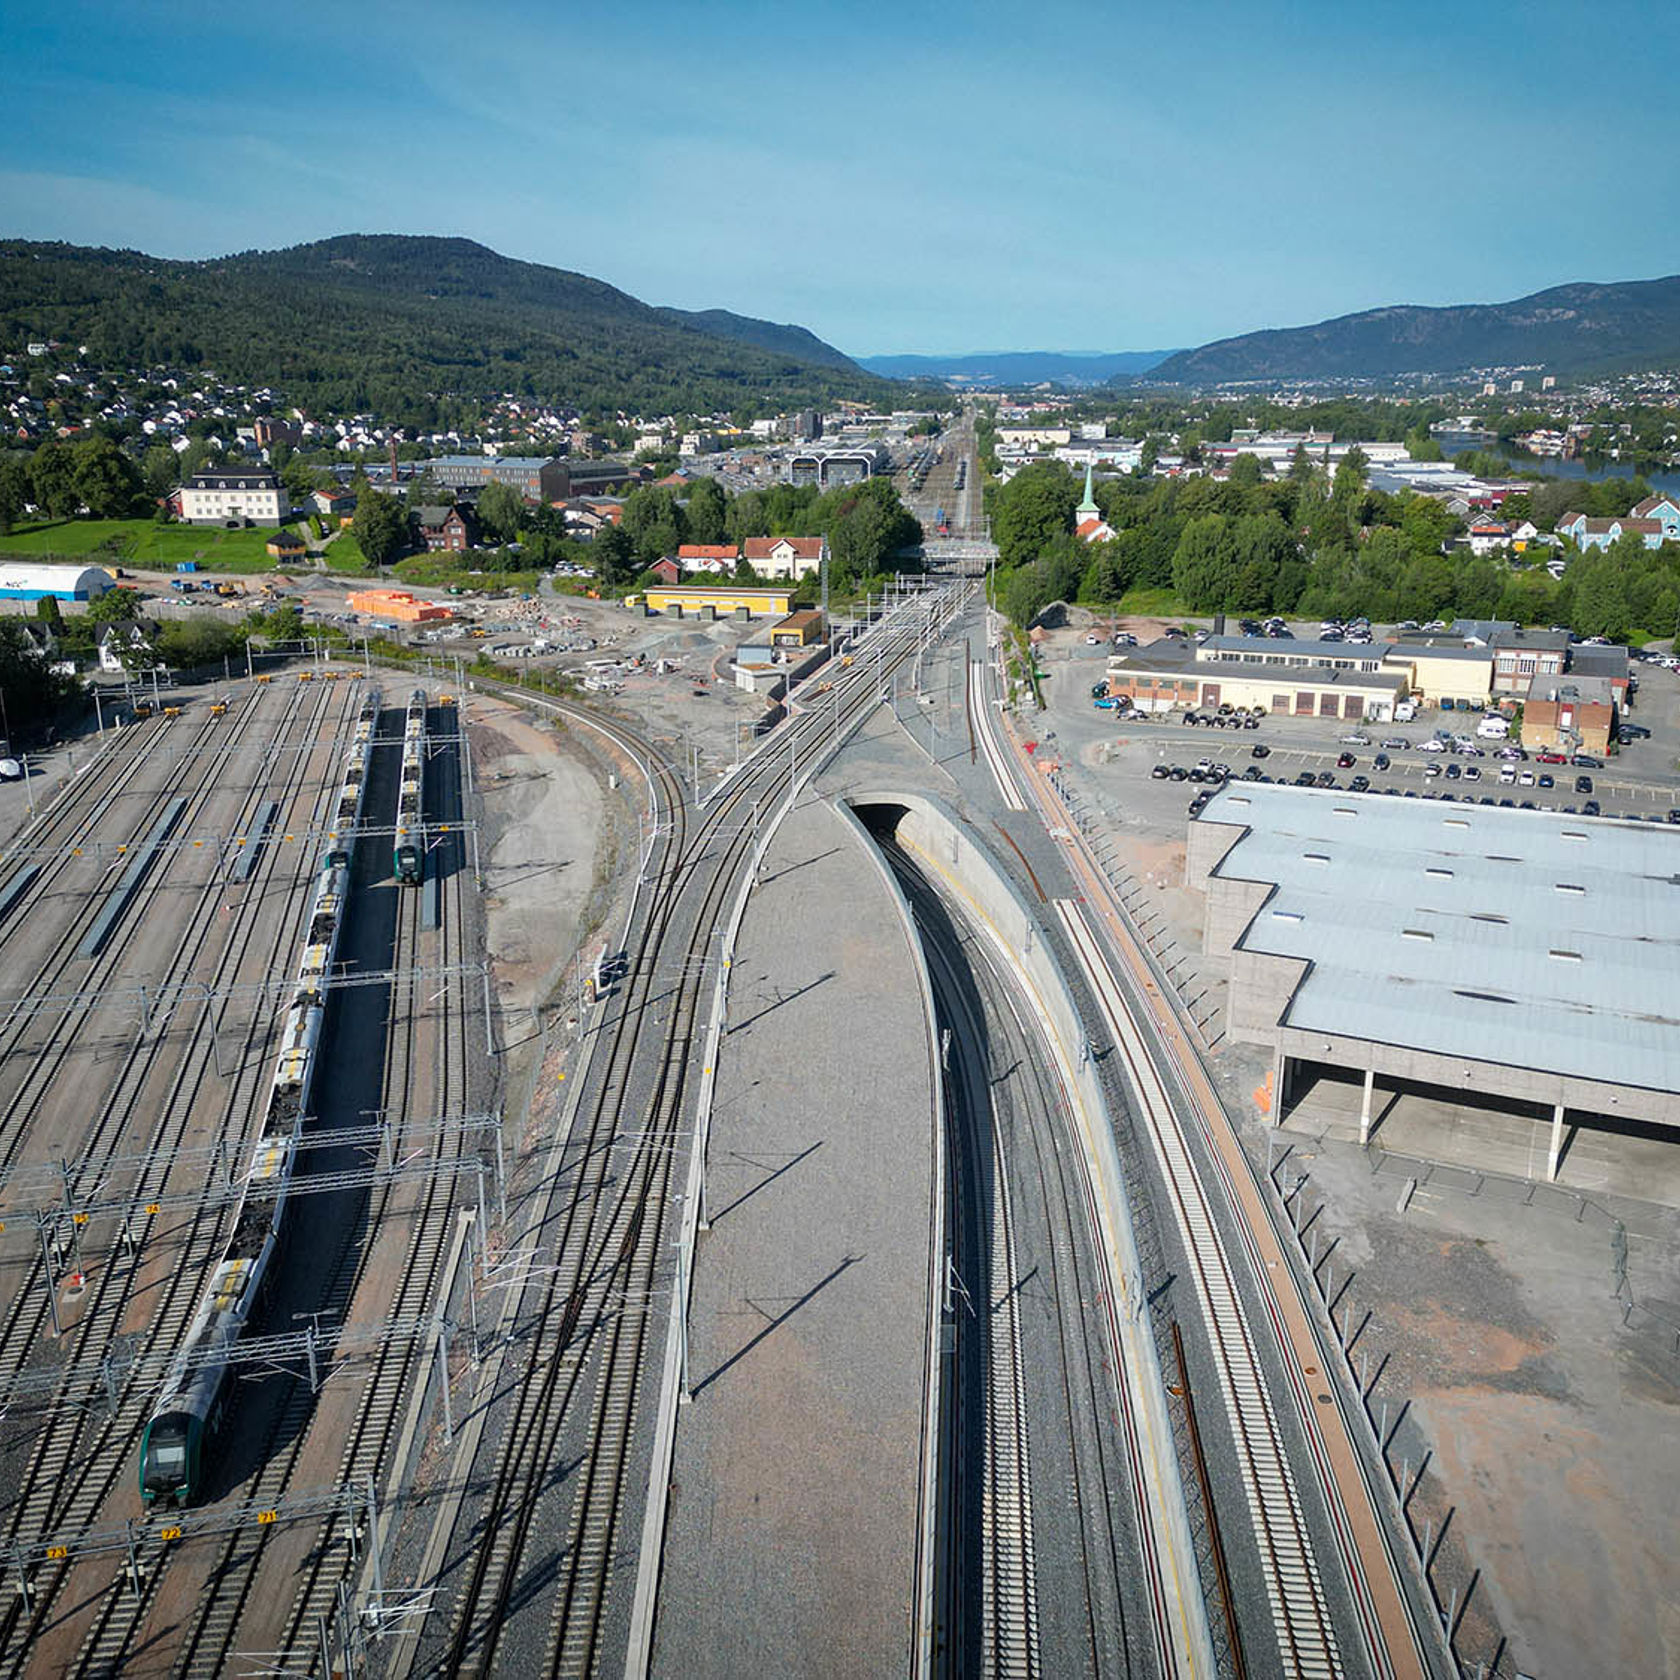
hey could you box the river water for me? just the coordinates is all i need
[1509,454,1680,497]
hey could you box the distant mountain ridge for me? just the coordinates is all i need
[655,306,860,371]
[861,349,1174,386]
[0,233,881,415]
[1150,275,1680,385]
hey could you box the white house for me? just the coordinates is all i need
[96,621,155,673]
[178,468,288,527]
[1466,519,1512,557]
[742,535,826,580]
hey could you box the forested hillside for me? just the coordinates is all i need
[0,235,886,420]
[1150,275,1680,385]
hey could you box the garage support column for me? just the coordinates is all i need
[1360,1067,1376,1145]
[1273,1049,1289,1123]
[1548,1102,1570,1182]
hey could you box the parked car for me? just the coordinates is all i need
[1583,799,1601,816]
[1538,774,1554,789]
[1536,751,1567,764]
[1150,764,1170,779]
[1572,754,1602,768]
[1336,751,1355,768]
[1575,774,1594,794]
[1373,752,1390,771]
[1339,732,1371,746]
[1250,743,1270,758]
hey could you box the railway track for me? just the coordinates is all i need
[77,688,483,1677]
[909,867,1041,1680]
[412,588,965,1677]
[265,699,484,1666]
[1056,900,1343,1679]
[897,835,1170,1679]
[0,680,368,1672]
[0,681,340,1397]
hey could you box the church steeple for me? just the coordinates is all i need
[1077,458,1100,522]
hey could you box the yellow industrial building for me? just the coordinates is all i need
[639,584,794,619]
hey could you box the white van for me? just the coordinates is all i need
[1394,699,1417,723]
[1476,715,1510,740]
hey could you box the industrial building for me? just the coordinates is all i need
[1523,676,1616,754]
[1105,635,1405,721]
[427,455,569,503]
[1380,639,1493,708]
[1187,783,1680,1179]
[785,444,889,488]
[639,584,793,619]
[0,562,115,601]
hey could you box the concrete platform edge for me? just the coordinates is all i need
[830,795,947,1680]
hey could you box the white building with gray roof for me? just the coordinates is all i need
[1187,782,1680,1178]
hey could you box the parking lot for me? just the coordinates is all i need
[1054,617,1680,828]
[1033,611,1680,1680]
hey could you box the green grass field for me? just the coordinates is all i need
[320,530,378,576]
[0,518,312,574]
[391,553,545,593]
[1112,585,1186,618]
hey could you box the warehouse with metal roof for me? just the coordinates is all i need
[1186,783,1680,1178]
[0,562,115,601]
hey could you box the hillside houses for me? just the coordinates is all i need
[1557,511,1667,551]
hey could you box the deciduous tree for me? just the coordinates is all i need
[353,486,410,567]
[28,440,80,518]
[476,481,524,545]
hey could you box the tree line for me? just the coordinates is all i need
[985,450,1678,641]
[348,471,924,595]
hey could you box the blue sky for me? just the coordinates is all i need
[4,0,1678,357]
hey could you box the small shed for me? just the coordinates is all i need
[266,530,307,560]
[769,609,825,648]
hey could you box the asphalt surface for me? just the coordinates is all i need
[651,796,936,1680]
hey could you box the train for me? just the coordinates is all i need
[393,688,427,886]
[139,689,381,1508]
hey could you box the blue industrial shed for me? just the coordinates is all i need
[0,563,115,601]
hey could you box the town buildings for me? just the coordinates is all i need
[427,455,568,503]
